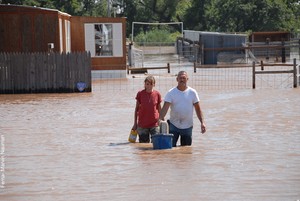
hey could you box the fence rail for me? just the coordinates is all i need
[0,52,91,94]
[193,59,299,89]
[252,59,298,89]
[127,63,170,74]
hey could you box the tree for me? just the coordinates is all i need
[122,0,180,37]
[204,0,295,32]
[183,0,207,31]
[2,0,299,34]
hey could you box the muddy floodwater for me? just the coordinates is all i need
[0,72,300,201]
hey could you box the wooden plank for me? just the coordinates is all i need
[20,53,26,93]
[29,52,36,92]
[74,52,79,91]
[67,53,73,92]
[86,52,92,92]
[75,52,81,92]
[62,52,68,91]
[255,70,294,74]
[293,59,297,88]
[9,53,15,92]
[0,53,4,92]
[54,53,58,92]
[48,53,54,91]
[252,61,256,89]
[23,52,30,92]
[6,53,12,93]
[46,53,51,92]
[127,64,170,74]
[259,63,294,67]
[50,53,56,92]
[130,68,148,74]
[204,45,283,51]
[70,52,76,92]
[57,52,62,91]
[195,64,252,69]
[43,53,49,91]
[13,53,21,92]
[37,52,44,92]
[128,66,169,70]
[35,52,40,92]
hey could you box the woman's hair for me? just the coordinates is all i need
[144,75,155,85]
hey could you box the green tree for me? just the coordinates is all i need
[205,0,295,32]
[123,0,184,37]
[2,0,299,34]
[136,0,180,22]
[183,0,207,31]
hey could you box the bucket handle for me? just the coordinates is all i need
[160,120,169,134]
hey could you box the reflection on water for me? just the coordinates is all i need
[0,81,300,201]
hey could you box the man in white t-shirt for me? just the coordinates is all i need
[159,71,206,147]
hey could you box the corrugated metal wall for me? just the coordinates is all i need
[184,30,247,64]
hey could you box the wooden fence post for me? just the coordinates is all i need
[293,58,297,88]
[260,60,264,71]
[252,61,256,89]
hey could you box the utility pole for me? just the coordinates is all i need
[107,0,111,17]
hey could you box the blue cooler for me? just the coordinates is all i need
[152,133,173,150]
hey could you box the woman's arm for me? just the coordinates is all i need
[132,101,139,130]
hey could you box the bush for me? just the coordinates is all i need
[135,29,181,46]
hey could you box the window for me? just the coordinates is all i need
[94,24,113,56]
[65,20,71,53]
[85,23,123,57]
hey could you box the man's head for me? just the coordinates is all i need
[176,71,188,88]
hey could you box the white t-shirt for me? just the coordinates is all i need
[164,86,200,129]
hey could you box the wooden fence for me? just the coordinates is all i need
[0,52,91,94]
[127,63,170,74]
[193,59,299,89]
[252,59,298,89]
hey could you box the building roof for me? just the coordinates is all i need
[0,4,71,17]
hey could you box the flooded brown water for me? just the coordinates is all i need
[0,74,300,201]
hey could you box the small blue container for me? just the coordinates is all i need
[152,134,173,150]
[76,82,86,92]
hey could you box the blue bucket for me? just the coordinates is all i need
[152,134,173,150]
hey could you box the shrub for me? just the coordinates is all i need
[135,29,181,46]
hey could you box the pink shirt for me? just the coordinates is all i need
[136,89,161,128]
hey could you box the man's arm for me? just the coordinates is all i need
[159,101,171,121]
[194,102,206,134]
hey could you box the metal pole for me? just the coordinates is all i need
[107,0,111,17]
[281,39,286,63]
[266,38,270,61]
